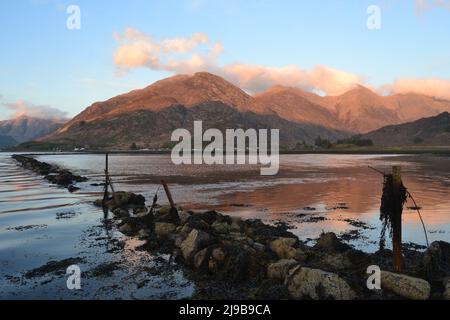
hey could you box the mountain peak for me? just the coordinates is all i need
[342,84,378,97]
[57,72,268,133]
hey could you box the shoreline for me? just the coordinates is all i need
[3,145,450,156]
[99,193,450,300]
[9,154,450,300]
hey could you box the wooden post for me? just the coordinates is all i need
[160,180,180,224]
[102,153,109,206]
[161,180,175,208]
[392,166,403,272]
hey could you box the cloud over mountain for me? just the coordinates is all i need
[381,78,450,100]
[2,100,68,120]
[112,28,363,95]
[112,28,450,100]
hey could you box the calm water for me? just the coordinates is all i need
[0,152,449,298]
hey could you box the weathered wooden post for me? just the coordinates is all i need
[392,166,403,272]
[161,180,180,224]
[161,179,175,208]
[102,153,109,206]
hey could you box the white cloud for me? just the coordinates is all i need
[112,28,362,95]
[112,28,450,100]
[381,78,450,100]
[2,100,68,120]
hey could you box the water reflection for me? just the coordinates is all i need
[32,153,450,251]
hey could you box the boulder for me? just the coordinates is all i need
[196,211,222,225]
[138,229,150,238]
[157,205,172,216]
[320,253,353,270]
[154,222,176,237]
[422,241,450,280]
[208,247,226,273]
[175,225,193,248]
[253,242,266,252]
[381,271,431,300]
[133,207,148,216]
[194,248,210,270]
[444,279,450,300]
[185,215,211,231]
[230,217,243,232]
[269,237,298,259]
[212,221,231,234]
[118,217,143,236]
[286,266,356,300]
[119,223,133,235]
[267,259,298,280]
[112,208,130,219]
[314,232,342,252]
[208,248,226,273]
[212,248,226,262]
[156,207,180,225]
[105,192,146,209]
[178,211,192,225]
[180,229,212,262]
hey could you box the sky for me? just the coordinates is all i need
[0,0,450,120]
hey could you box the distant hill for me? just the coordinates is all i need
[255,84,450,133]
[0,135,18,148]
[45,102,348,150]
[41,72,450,150]
[0,116,66,145]
[359,112,450,146]
[45,72,349,150]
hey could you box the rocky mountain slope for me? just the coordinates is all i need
[0,116,66,145]
[47,102,347,150]
[359,112,450,146]
[255,84,450,133]
[43,72,450,149]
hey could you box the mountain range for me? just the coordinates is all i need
[359,112,450,146]
[30,72,450,149]
[0,116,66,148]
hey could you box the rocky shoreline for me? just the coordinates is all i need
[96,191,450,300]
[12,154,88,192]
[11,155,450,300]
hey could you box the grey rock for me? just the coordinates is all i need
[180,229,211,261]
[154,222,176,237]
[212,221,231,234]
[286,267,356,300]
[315,232,341,252]
[269,237,298,259]
[267,259,298,280]
[381,271,431,300]
[444,279,450,300]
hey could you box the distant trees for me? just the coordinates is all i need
[314,136,332,149]
[131,142,139,150]
[413,137,424,144]
[336,135,373,147]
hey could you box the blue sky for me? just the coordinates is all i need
[1,0,449,120]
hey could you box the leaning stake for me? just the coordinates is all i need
[161,180,180,224]
[391,166,403,272]
[102,153,109,206]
